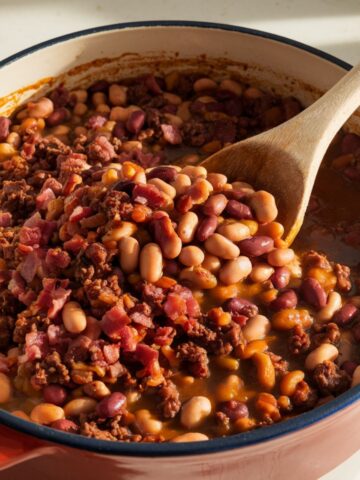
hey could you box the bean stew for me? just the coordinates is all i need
[0,71,359,443]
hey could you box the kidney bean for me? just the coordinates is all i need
[126,110,146,134]
[147,166,178,183]
[301,278,327,309]
[333,304,358,326]
[341,361,358,376]
[270,290,298,311]
[46,107,69,127]
[225,200,253,219]
[219,400,249,421]
[223,297,258,318]
[51,418,79,433]
[239,236,274,257]
[202,194,228,216]
[196,215,218,242]
[271,267,290,289]
[43,385,67,406]
[96,392,127,418]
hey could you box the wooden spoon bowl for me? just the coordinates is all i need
[201,64,360,245]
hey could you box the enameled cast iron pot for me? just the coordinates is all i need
[0,21,359,480]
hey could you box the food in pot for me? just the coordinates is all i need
[0,72,359,443]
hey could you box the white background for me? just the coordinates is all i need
[0,0,359,478]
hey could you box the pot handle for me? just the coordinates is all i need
[0,424,52,470]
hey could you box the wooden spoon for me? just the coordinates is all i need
[201,64,360,245]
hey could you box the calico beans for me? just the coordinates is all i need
[1,73,360,445]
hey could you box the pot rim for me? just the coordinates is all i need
[0,20,356,458]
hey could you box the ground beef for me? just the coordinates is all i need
[302,250,331,270]
[182,119,214,147]
[158,379,181,418]
[85,242,109,271]
[141,283,165,310]
[268,352,289,376]
[81,421,118,441]
[312,323,341,348]
[292,380,318,410]
[104,190,134,220]
[185,321,217,347]
[312,360,351,395]
[177,341,209,378]
[34,351,70,386]
[334,263,352,292]
[0,180,35,219]
[288,324,311,355]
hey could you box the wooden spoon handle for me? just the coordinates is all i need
[279,63,360,169]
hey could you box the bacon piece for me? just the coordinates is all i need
[19,250,41,283]
[103,344,120,364]
[36,188,55,211]
[101,305,131,340]
[69,206,92,223]
[63,234,88,254]
[41,177,63,195]
[132,183,166,208]
[154,326,175,346]
[135,343,159,376]
[20,331,49,363]
[0,212,12,227]
[164,293,187,321]
[36,278,71,319]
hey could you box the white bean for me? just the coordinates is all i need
[219,256,252,285]
[317,292,342,323]
[305,344,339,370]
[62,301,87,334]
[181,396,212,429]
[204,233,240,260]
[177,212,199,243]
[119,237,140,273]
[171,432,209,442]
[140,243,163,282]
[217,222,250,242]
[242,315,271,342]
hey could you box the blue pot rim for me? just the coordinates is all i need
[0,20,356,458]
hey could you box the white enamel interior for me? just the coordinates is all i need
[0,25,358,132]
